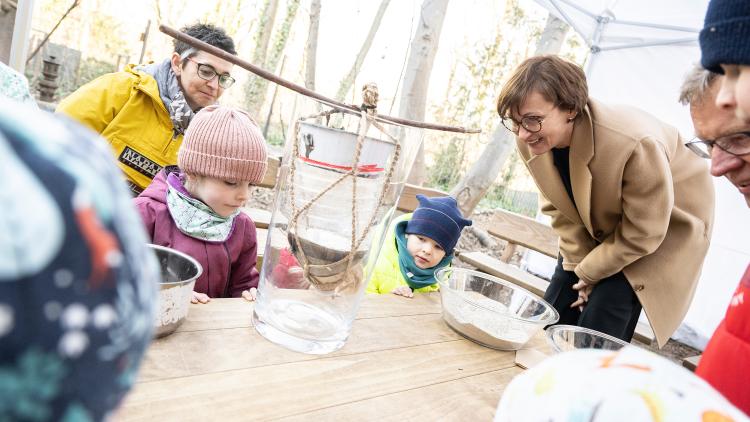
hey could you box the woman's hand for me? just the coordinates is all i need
[391,286,414,298]
[191,291,211,304]
[570,279,593,311]
[242,287,258,302]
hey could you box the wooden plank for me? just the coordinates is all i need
[277,367,523,422]
[137,313,463,382]
[458,251,549,297]
[258,155,281,189]
[397,183,448,213]
[457,251,656,344]
[682,354,701,371]
[254,227,289,271]
[633,322,655,345]
[255,228,268,270]
[514,348,549,370]
[486,210,558,258]
[118,340,516,421]
[242,207,271,229]
[177,294,442,333]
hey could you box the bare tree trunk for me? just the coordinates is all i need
[304,0,321,90]
[246,0,300,116]
[334,0,391,102]
[450,14,568,217]
[26,0,80,63]
[244,0,280,112]
[400,0,451,185]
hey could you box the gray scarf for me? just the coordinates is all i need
[138,59,194,138]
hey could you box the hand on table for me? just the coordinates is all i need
[242,287,258,302]
[570,279,593,311]
[391,285,414,298]
[191,291,211,304]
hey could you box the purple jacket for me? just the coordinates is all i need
[133,169,259,298]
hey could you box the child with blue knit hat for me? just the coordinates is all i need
[700,0,750,122]
[367,195,472,298]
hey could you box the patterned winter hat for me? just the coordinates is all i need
[700,0,750,73]
[178,105,268,183]
[406,195,472,255]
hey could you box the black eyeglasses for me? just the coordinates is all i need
[185,57,235,89]
[685,131,750,159]
[501,116,545,134]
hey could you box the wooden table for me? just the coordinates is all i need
[117,293,548,421]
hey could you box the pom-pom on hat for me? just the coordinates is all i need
[178,105,268,183]
[406,195,472,255]
[699,0,750,73]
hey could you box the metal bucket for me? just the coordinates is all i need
[150,244,203,338]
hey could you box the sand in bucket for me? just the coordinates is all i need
[287,227,367,293]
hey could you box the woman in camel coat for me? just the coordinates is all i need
[496,56,714,347]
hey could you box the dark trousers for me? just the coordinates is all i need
[544,255,642,342]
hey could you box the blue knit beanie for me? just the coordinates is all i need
[405,195,472,255]
[700,0,750,73]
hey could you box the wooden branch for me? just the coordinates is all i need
[159,24,481,134]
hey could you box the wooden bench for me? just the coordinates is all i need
[682,354,701,371]
[396,184,451,213]
[245,159,446,269]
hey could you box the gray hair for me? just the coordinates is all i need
[679,64,720,105]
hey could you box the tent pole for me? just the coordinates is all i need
[597,37,698,52]
[547,0,592,47]
[557,0,596,19]
[612,19,700,33]
[584,14,608,75]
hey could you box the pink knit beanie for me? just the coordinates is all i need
[178,105,268,183]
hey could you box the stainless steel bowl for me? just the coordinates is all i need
[545,324,629,353]
[149,244,203,338]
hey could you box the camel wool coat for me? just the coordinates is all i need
[516,99,714,347]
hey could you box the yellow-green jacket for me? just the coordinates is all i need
[366,213,441,294]
[57,64,182,193]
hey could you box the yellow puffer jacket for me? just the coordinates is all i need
[57,64,182,193]
[366,213,441,294]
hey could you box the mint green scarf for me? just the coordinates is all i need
[394,221,452,290]
[166,179,238,242]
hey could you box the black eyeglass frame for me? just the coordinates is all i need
[184,57,236,89]
[501,116,545,135]
[685,131,750,159]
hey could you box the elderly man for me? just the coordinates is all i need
[680,64,750,415]
[58,23,237,194]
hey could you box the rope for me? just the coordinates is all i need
[285,84,402,292]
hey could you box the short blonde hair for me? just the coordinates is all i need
[497,55,588,120]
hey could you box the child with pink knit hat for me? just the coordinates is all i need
[134,105,268,304]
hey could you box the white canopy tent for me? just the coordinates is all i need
[528,0,750,349]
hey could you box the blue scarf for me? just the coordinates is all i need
[394,221,452,290]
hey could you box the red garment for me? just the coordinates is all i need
[271,248,309,290]
[133,169,259,298]
[696,264,750,415]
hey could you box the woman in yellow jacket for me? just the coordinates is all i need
[57,23,236,194]
[366,195,472,297]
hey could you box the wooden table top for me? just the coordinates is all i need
[117,293,548,421]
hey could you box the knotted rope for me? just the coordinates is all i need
[286,83,402,293]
